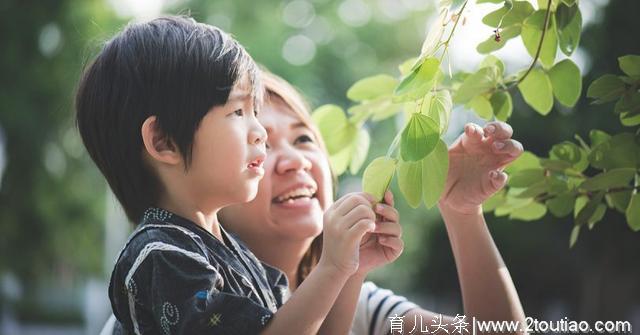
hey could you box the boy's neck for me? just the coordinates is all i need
[158,196,224,242]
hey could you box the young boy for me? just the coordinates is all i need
[77,16,379,334]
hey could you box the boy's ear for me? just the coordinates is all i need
[141,116,181,165]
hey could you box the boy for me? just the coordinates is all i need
[77,16,378,334]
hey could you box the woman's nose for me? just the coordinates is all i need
[276,145,312,174]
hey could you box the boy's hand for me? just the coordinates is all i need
[439,121,523,215]
[355,190,403,276]
[318,192,377,278]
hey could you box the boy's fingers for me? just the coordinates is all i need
[383,190,394,207]
[343,204,376,228]
[335,194,372,216]
[378,236,404,253]
[484,121,513,140]
[349,219,376,240]
[374,204,399,223]
[373,220,402,238]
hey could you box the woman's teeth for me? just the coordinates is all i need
[275,187,316,203]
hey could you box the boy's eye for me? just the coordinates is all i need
[294,134,314,145]
[234,109,243,117]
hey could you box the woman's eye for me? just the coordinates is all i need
[295,134,314,145]
[253,110,259,117]
[265,142,271,150]
[233,109,243,117]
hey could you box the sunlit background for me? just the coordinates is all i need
[0,0,639,334]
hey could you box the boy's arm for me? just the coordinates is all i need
[261,192,377,335]
[318,191,404,335]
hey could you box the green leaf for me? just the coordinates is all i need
[312,105,356,155]
[620,111,640,127]
[537,0,560,11]
[400,113,440,162]
[575,191,605,227]
[329,146,351,175]
[505,151,541,173]
[608,190,632,213]
[483,189,507,212]
[589,129,610,147]
[579,168,636,191]
[482,0,534,28]
[422,139,449,208]
[614,92,640,115]
[588,133,639,170]
[618,55,640,78]
[586,74,626,104]
[588,203,607,230]
[509,201,547,220]
[491,91,513,121]
[550,141,588,172]
[467,95,494,120]
[548,59,582,107]
[546,192,576,217]
[521,10,558,68]
[397,159,423,208]
[398,58,418,76]
[347,75,398,102]
[626,193,640,232]
[569,224,580,248]
[394,57,442,102]
[453,67,500,104]
[508,168,546,187]
[362,157,397,202]
[477,25,522,54]
[555,2,582,56]
[424,90,452,135]
[512,180,548,198]
[349,129,370,174]
[477,0,505,3]
[518,68,554,115]
[479,55,505,75]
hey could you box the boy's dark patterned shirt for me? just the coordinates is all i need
[109,207,290,335]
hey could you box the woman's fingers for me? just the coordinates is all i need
[488,170,509,192]
[335,193,375,217]
[484,121,513,140]
[492,139,524,158]
[463,123,485,144]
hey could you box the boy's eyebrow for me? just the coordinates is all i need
[228,91,251,102]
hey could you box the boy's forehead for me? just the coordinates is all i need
[228,74,257,102]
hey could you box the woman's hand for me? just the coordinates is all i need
[439,121,523,215]
[355,190,404,276]
[318,192,377,278]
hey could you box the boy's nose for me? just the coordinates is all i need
[249,119,268,145]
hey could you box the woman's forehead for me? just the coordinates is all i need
[261,99,308,132]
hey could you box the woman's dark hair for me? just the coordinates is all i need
[76,16,261,223]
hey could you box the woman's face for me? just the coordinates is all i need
[220,95,333,242]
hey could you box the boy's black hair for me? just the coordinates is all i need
[76,16,261,223]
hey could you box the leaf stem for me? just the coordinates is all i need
[499,0,553,92]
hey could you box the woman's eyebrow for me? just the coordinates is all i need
[290,121,307,130]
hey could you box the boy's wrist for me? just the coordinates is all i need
[316,258,354,282]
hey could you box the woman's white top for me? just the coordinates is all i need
[350,281,418,335]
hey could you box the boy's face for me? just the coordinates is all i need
[185,78,267,209]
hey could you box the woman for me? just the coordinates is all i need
[218,71,526,334]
